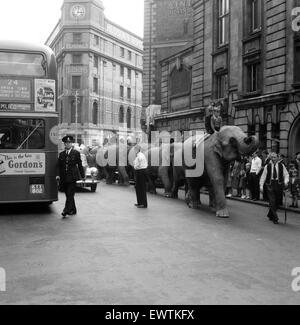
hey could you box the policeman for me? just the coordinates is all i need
[56,136,85,218]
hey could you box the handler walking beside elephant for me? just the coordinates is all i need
[133,145,148,208]
[260,152,289,224]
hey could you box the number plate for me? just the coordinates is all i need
[30,184,44,195]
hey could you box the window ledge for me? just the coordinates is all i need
[241,91,262,98]
[212,44,229,56]
[242,30,262,43]
[292,82,300,89]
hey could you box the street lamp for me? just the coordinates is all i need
[74,90,80,144]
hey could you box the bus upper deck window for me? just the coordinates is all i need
[0,52,46,77]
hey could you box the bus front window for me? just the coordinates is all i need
[0,118,45,150]
[0,52,46,77]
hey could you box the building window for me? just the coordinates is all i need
[183,19,189,34]
[119,106,124,123]
[127,88,131,99]
[93,34,99,46]
[128,50,132,61]
[72,76,81,89]
[73,33,82,43]
[216,73,228,99]
[217,0,229,46]
[92,102,98,125]
[246,62,260,92]
[120,47,125,57]
[60,102,63,124]
[294,40,300,85]
[72,54,82,64]
[127,108,131,129]
[120,85,124,98]
[60,77,63,94]
[127,68,131,80]
[250,0,260,32]
[120,65,124,77]
[93,77,98,93]
[94,55,98,68]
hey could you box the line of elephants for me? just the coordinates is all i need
[94,126,259,218]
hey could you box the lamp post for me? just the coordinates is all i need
[74,90,80,144]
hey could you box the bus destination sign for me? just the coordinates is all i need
[0,79,31,101]
[0,103,31,111]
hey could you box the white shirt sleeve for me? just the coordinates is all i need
[260,165,268,189]
[282,164,289,186]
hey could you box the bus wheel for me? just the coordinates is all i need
[90,184,97,192]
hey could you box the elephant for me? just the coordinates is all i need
[96,143,135,186]
[145,126,259,218]
[181,126,259,217]
[145,143,187,197]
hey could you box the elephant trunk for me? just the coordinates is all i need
[238,136,259,155]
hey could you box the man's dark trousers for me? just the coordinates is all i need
[135,169,148,207]
[62,182,77,214]
[249,172,260,200]
[266,180,282,222]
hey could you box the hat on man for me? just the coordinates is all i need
[62,135,74,143]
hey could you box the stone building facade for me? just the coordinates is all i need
[143,0,194,132]
[152,0,300,159]
[46,0,143,146]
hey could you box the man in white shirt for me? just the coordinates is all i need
[249,151,262,201]
[133,145,148,208]
[260,152,289,224]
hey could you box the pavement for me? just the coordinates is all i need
[0,182,300,305]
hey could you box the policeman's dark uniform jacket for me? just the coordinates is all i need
[260,160,289,224]
[57,136,85,216]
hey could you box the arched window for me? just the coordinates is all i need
[92,102,98,125]
[119,106,124,123]
[127,107,131,129]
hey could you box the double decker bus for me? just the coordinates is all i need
[0,41,58,204]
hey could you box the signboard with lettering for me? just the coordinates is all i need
[0,153,45,175]
[0,79,31,101]
[0,103,31,111]
[35,79,56,112]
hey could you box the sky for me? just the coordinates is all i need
[0,0,144,44]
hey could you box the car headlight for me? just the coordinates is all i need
[90,167,98,176]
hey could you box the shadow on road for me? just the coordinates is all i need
[0,203,53,216]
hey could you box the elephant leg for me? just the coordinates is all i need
[105,167,113,184]
[171,167,182,199]
[159,167,172,198]
[206,163,229,218]
[118,166,130,186]
[186,178,201,209]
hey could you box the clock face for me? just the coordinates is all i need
[71,5,86,18]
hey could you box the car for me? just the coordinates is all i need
[76,166,100,192]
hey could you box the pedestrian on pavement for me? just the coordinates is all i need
[289,163,299,208]
[133,145,148,208]
[249,151,262,201]
[56,135,85,218]
[260,152,289,224]
[231,160,242,197]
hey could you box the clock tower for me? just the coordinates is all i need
[61,0,104,28]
